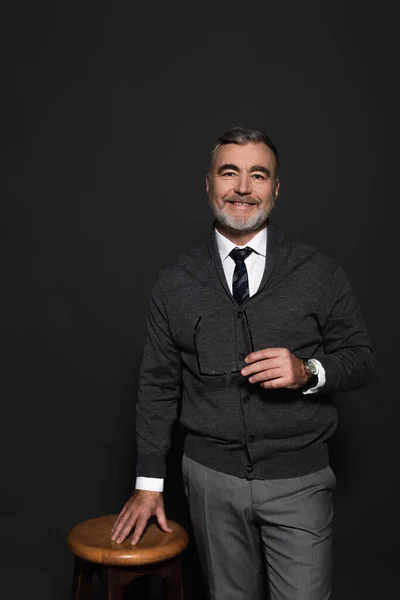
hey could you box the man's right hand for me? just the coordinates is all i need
[111,490,172,545]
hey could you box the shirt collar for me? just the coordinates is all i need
[215,226,268,262]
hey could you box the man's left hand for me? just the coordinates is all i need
[241,348,309,390]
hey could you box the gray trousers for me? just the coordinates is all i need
[182,455,335,600]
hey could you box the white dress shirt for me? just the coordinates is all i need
[136,226,326,492]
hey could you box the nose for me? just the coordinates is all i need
[234,173,252,195]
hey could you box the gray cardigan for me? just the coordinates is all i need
[135,223,374,480]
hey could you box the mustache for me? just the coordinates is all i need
[224,195,262,205]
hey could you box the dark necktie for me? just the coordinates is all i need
[230,247,253,305]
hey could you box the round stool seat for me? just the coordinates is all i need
[68,515,188,566]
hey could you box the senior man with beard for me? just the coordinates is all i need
[111,127,374,600]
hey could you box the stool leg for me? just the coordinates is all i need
[131,575,151,600]
[71,558,93,600]
[102,567,123,600]
[162,559,183,600]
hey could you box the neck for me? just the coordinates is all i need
[215,223,267,246]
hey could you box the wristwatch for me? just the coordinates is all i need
[303,358,319,390]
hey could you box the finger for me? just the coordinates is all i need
[111,504,128,533]
[113,513,138,544]
[248,368,282,384]
[245,348,283,364]
[111,505,132,537]
[155,507,173,533]
[241,358,281,377]
[111,511,129,541]
[130,517,149,546]
[260,376,287,389]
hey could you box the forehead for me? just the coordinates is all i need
[212,142,277,172]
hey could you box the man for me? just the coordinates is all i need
[111,127,374,599]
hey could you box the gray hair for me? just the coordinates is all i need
[209,126,279,176]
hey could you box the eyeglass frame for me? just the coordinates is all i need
[193,311,255,376]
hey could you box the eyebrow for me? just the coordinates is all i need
[217,163,239,174]
[217,163,272,178]
[250,165,271,177]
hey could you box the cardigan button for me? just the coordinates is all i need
[243,396,250,404]
[237,311,243,319]
[245,465,253,474]
[239,353,246,361]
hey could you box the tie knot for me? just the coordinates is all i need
[230,247,253,264]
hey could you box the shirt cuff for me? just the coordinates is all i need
[302,359,326,395]
[135,477,164,492]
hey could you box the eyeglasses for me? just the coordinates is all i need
[193,312,255,376]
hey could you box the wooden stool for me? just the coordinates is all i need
[67,515,189,599]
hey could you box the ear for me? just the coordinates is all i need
[274,179,281,199]
[206,174,210,196]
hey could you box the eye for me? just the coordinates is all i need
[222,171,237,177]
[252,173,266,180]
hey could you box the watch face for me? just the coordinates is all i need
[307,360,318,375]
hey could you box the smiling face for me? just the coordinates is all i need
[206,142,280,244]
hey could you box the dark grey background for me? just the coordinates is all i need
[2,2,397,599]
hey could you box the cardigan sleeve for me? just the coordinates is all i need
[317,263,374,393]
[135,276,182,478]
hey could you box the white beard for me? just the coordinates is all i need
[211,197,275,234]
